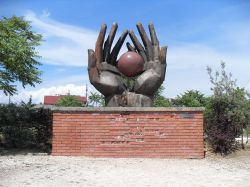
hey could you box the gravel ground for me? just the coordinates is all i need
[0,148,250,187]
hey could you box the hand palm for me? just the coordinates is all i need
[127,23,167,95]
[88,23,128,96]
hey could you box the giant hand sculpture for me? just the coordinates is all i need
[88,23,128,96]
[88,23,167,107]
[128,23,167,95]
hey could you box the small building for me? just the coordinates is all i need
[44,95,87,105]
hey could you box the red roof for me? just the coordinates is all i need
[44,95,87,105]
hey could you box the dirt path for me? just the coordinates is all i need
[0,149,250,187]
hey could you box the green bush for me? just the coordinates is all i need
[0,101,52,152]
[205,62,250,155]
[153,86,172,107]
[174,90,207,107]
[56,94,84,107]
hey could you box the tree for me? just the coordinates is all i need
[56,94,84,107]
[0,16,42,95]
[205,62,250,154]
[153,85,171,107]
[174,90,207,107]
[88,92,105,107]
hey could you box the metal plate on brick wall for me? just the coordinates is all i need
[180,113,194,119]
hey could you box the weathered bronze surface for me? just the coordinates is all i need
[87,22,167,107]
[118,51,144,77]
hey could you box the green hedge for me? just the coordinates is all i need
[0,102,52,152]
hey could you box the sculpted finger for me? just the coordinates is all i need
[103,23,118,62]
[126,42,136,52]
[148,23,159,46]
[149,23,161,61]
[88,49,96,68]
[110,29,128,65]
[159,46,167,64]
[95,24,107,65]
[129,30,147,61]
[88,49,99,83]
[136,22,153,60]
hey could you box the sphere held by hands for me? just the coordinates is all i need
[118,52,144,77]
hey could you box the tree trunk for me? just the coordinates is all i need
[241,126,245,149]
[247,131,249,144]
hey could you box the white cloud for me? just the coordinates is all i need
[29,84,87,103]
[41,10,50,18]
[25,11,97,66]
[167,43,250,72]
[24,11,128,67]
[167,44,221,69]
[219,22,250,48]
[0,84,89,104]
[165,42,250,97]
[26,10,250,71]
[41,74,90,88]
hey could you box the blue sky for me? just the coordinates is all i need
[1,0,250,103]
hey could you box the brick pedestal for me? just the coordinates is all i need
[52,107,204,158]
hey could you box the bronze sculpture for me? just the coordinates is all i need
[88,22,167,107]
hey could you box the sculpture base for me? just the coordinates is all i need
[106,92,153,107]
[51,107,205,158]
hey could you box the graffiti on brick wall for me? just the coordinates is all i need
[101,126,167,145]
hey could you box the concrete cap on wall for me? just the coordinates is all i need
[34,105,205,113]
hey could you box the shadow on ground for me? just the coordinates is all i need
[0,148,49,156]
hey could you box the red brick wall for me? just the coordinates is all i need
[52,110,204,158]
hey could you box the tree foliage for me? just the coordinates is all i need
[0,99,52,151]
[0,16,42,95]
[174,90,207,107]
[88,92,105,107]
[56,94,84,107]
[205,62,250,154]
[153,85,171,107]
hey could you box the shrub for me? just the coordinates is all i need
[56,94,84,107]
[0,101,52,152]
[205,94,242,154]
[205,62,249,155]
[174,90,207,107]
[153,86,172,107]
